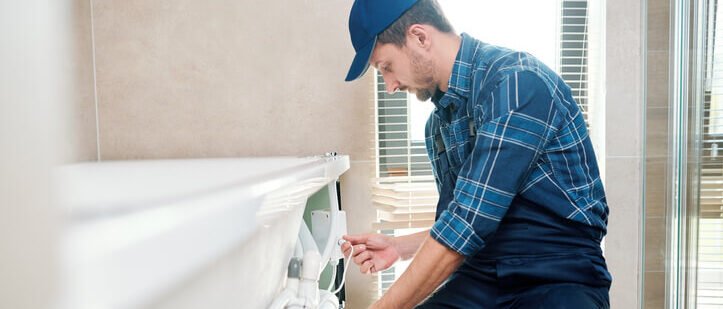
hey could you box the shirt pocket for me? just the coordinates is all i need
[448,116,474,168]
[438,124,456,168]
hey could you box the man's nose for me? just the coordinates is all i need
[384,79,400,94]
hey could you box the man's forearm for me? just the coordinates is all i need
[393,229,431,260]
[375,236,464,308]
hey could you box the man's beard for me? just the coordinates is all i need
[407,49,437,102]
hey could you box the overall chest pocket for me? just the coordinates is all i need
[440,116,475,169]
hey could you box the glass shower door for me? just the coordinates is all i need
[695,0,723,306]
[645,0,723,307]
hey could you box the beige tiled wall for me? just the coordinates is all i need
[644,0,670,308]
[605,0,645,307]
[88,0,376,307]
[91,0,374,162]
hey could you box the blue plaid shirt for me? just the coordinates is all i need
[427,33,608,257]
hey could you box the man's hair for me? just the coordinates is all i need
[378,0,454,47]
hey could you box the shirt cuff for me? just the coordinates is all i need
[430,209,485,257]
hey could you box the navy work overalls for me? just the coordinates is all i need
[417,33,611,308]
[418,152,612,308]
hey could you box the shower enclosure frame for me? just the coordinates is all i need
[664,0,707,307]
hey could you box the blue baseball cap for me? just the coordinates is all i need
[345,0,419,82]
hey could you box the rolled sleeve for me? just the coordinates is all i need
[431,207,485,256]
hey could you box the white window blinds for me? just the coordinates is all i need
[560,0,590,126]
[373,72,439,231]
[373,71,440,295]
[371,177,437,230]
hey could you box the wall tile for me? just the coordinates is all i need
[606,108,642,158]
[647,0,671,52]
[643,1,673,306]
[605,1,645,307]
[606,0,643,158]
[644,216,666,272]
[644,271,666,309]
[606,103,643,157]
[605,157,643,309]
[645,157,668,218]
[646,106,669,159]
[92,0,375,161]
[646,50,670,109]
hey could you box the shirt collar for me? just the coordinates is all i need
[432,33,477,110]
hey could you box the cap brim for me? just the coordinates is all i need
[345,38,377,82]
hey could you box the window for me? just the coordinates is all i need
[697,0,723,306]
[372,0,602,298]
[372,72,438,231]
[373,71,439,295]
[560,0,591,127]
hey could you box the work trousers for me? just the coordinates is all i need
[419,196,612,308]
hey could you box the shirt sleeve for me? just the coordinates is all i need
[430,70,562,257]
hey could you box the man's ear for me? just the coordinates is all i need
[407,24,431,50]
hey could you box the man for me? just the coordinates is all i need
[341,0,612,308]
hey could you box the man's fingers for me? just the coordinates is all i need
[351,244,366,257]
[353,250,372,265]
[341,242,351,256]
[342,243,366,258]
[361,260,374,274]
[343,234,370,245]
[361,261,378,274]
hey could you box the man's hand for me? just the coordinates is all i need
[341,233,400,274]
[371,236,464,308]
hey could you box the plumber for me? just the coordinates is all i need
[341,0,612,308]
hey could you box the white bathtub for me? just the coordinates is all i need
[55,155,350,309]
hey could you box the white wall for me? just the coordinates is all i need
[0,1,82,307]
